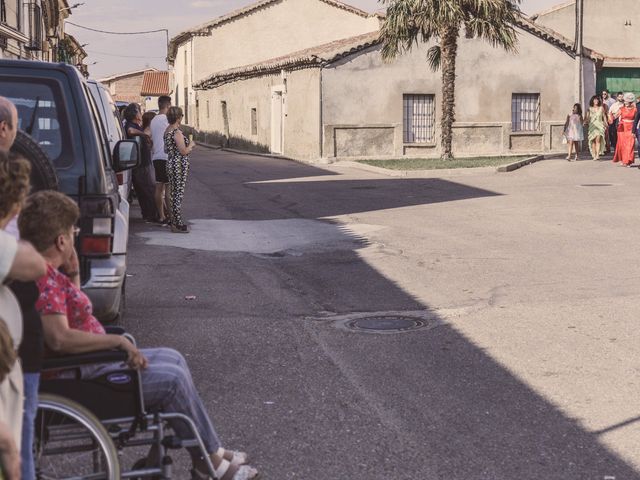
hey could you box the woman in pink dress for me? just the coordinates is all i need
[612,93,637,166]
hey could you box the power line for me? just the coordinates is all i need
[87,50,166,59]
[65,21,168,36]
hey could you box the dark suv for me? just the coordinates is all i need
[0,59,138,322]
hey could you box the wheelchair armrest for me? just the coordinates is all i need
[104,326,126,335]
[42,350,128,371]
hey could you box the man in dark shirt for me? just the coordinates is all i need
[123,103,159,223]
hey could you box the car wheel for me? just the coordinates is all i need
[11,130,59,192]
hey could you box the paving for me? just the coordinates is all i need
[124,149,640,480]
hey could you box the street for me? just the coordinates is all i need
[124,148,640,480]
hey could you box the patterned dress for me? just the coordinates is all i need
[587,106,606,157]
[164,128,191,227]
[565,113,584,142]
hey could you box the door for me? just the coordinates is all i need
[271,90,284,154]
[597,68,640,97]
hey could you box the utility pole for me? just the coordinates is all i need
[575,0,584,104]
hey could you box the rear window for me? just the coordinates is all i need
[0,79,74,169]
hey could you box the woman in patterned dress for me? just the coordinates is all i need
[584,95,607,161]
[164,107,195,233]
[563,103,584,161]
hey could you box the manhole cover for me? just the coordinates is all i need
[347,315,425,333]
[579,183,613,187]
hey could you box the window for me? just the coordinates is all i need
[250,108,257,135]
[512,93,540,132]
[183,87,189,124]
[403,94,435,143]
[0,1,6,23]
[206,100,210,119]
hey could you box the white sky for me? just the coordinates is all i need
[64,0,563,78]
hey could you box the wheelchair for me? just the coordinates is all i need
[35,328,218,479]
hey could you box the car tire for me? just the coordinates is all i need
[11,130,59,192]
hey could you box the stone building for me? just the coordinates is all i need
[532,0,640,95]
[170,0,601,162]
[168,0,382,127]
[0,0,80,64]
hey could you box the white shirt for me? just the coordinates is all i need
[150,113,169,161]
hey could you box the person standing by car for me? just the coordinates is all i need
[123,103,159,223]
[150,96,172,225]
[164,107,194,234]
[0,97,48,480]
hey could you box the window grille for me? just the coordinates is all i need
[25,2,42,51]
[206,100,210,119]
[511,93,540,132]
[250,108,257,135]
[403,94,435,143]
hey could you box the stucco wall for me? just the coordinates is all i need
[195,68,321,159]
[533,0,640,58]
[321,27,592,159]
[192,0,379,83]
[172,39,196,125]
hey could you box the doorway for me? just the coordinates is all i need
[271,89,284,154]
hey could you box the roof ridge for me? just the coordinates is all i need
[168,0,379,61]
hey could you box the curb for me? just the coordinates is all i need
[496,155,545,173]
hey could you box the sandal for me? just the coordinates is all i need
[221,448,248,466]
[192,458,258,480]
[171,224,190,234]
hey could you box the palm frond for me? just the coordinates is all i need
[427,45,442,71]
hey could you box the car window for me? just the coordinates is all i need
[0,79,74,168]
[83,83,111,168]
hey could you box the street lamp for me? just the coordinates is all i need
[59,2,85,12]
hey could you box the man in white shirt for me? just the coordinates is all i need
[150,96,172,224]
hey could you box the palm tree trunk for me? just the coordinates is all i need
[439,28,458,160]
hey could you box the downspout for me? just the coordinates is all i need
[312,55,324,160]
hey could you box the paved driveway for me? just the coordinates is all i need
[126,150,640,479]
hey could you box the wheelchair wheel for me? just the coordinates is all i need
[35,393,120,480]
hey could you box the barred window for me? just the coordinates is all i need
[250,108,257,135]
[512,93,540,132]
[403,94,435,143]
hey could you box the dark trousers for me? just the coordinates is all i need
[132,164,159,221]
[609,122,618,150]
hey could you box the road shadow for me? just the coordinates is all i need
[127,151,640,479]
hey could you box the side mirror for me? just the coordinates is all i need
[113,139,139,172]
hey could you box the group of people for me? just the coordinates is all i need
[123,96,195,234]
[0,96,256,479]
[564,89,640,166]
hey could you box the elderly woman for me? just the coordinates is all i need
[611,92,638,167]
[19,191,258,480]
[164,106,194,233]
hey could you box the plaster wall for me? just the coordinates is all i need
[190,0,379,83]
[321,27,591,159]
[172,39,196,125]
[533,0,640,58]
[195,68,320,159]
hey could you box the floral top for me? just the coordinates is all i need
[164,128,190,164]
[36,264,105,335]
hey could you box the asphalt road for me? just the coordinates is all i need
[124,148,640,480]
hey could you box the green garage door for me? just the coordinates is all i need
[597,68,640,96]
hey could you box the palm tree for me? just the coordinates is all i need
[380,0,522,160]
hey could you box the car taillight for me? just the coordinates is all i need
[79,197,114,257]
[116,173,124,185]
[81,236,112,255]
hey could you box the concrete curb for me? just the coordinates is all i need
[336,161,502,178]
[496,155,545,173]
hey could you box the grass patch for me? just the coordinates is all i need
[357,156,529,171]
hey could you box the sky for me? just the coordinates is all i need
[64,0,563,79]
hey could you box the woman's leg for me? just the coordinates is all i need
[567,141,573,159]
[21,373,39,480]
[140,348,222,454]
[169,161,188,226]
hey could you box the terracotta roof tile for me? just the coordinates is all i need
[141,71,170,96]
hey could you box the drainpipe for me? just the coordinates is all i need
[574,0,584,105]
[312,55,324,160]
